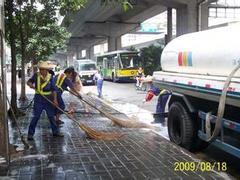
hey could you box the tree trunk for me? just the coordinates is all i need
[19,8,27,101]
[32,57,38,73]
[19,51,27,101]
[7,0,18,113]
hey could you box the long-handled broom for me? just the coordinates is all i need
[6,96,31,149]
[0,77,31,149]
[39,93,123,140]
[67,90,153,129]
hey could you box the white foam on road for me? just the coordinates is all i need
[112,102,169,140]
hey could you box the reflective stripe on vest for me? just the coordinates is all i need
[56,73,67,92]
[159,89,168,96]
[35,73,52,95]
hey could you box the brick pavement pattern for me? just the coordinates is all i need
[0,94,230,180]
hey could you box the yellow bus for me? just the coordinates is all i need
[96,50,142,82]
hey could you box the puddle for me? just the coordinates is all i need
[47,163,55,168]
[11,154,50,162]
[0,177,15,180]
[57,167,63,172]
[0,157,6,164]
[9,170,18,176]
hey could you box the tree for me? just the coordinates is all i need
[140,44,164,76]
[5,0,132,115]
[5,0,19,114]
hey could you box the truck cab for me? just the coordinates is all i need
[74,59,97,85]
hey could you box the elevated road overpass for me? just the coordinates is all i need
[62,0,216,59]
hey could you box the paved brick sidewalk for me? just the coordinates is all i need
[0,94,232,180]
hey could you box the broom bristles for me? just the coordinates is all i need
[40,93,123,140]
[82,95,153,129]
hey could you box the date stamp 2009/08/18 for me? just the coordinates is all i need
[174,161,227,172]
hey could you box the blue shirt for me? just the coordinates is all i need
[27,73,56,101]
[54,74,74,94]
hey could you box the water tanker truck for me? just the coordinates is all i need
[152,23,240,157]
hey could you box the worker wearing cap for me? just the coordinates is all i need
[54,67,82,125]
[145,86,172,123]
[27,61,63,140]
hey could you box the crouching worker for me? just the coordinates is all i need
[145,86,172,124]
[54,67,82,125]
[27,61,63,140]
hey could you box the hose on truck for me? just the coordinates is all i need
[206,64,240,142]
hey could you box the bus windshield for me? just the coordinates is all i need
[120,53,140,68]
[79,64,96,71]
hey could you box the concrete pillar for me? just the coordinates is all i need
[86,48,90,59]
[108,36,121,52]
[85,47,94,59]
[166,7,173,44]
[199,3,209,30]
[76,46,81,59]
[176,2,197,36]
[176,6,188,36]
[100,44,105,54]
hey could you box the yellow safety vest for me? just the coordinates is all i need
[35,73,52,95]
[56,73,67,92]
[159,89,171,96]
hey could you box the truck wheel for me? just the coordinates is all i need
[168,102,194,150]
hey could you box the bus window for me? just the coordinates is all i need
[103,57,107,68]
[114,56,121,69]
[120,53,140,68]
[97,57,103,67]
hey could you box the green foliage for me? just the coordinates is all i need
[5,1,71,63]
[101,0,132,11]
[140,45,164,76]
[126,46,137,52]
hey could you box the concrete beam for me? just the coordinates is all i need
[115,4,166,23]
[67,36,106,48]
[82,22,140,37]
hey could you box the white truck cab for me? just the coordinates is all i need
[74,59,97,85]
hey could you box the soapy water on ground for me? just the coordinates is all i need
[111,102,169,140]
[11,154,50,162]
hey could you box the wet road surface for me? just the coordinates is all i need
[0,88,232,179]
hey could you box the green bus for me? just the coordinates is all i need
[96,50,142,82]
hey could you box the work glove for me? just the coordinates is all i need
[145,90,155,102]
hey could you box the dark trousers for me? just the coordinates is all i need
[156,93,170,113]
[28,95,59,136]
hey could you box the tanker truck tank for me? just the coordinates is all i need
[161,23,240,77]
[151,23,240,157]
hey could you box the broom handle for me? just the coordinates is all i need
[67,89,105,114]
[37,92,80,125]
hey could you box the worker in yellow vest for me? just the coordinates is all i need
[54,67,82,125]
[27,61,63,140]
